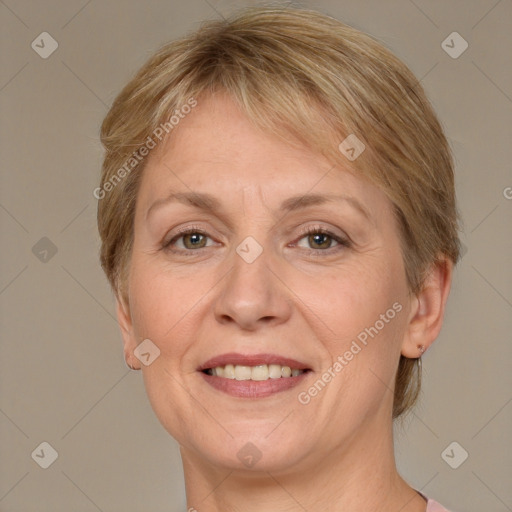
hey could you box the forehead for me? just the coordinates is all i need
[137,93,389,219]
[154,94,329,174]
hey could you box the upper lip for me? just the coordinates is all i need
[198,352,311,371]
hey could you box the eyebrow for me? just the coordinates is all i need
[146,191,372,222]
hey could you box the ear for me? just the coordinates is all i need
[401,256,454,358]
[116,293,142,370]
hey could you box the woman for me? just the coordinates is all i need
[96,6,461,511]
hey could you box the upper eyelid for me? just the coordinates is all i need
[164,224,210,241]
[296,224,343,236]
[167,223,344,239]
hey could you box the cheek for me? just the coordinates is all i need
[129,256,202,337]
[127,261,195,368]
[292,255,406,400]
[294,260,401,342]
[128,263,199,437]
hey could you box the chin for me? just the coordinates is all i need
[176,422,314,474]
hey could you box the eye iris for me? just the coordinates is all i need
[183,233,206,249]
[309,233,331,249]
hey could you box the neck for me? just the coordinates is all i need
[180,413,427,512]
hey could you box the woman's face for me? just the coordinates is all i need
[118,93,416,472]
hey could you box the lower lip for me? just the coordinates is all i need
[199,371,311,398]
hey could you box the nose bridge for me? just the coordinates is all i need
[234,183,277,276]
[232,183,279,287]
[213,222,291,329]
[230,228,275,299]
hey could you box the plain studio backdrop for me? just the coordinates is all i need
[0,0,511,511]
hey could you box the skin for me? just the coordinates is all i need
[116,92,453,512]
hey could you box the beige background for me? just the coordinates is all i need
[1,0,511,510]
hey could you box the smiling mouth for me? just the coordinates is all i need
[202,364,311,381]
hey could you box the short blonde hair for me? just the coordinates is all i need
[97,6,461,418]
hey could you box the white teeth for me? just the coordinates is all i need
[268,364,282,379]
[235,365,252,381]
[205,364,306,381]
[251,365,269,381]
[224,364,236,379]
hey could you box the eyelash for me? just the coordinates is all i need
[162,225,351,256]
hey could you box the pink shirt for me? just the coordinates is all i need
[416,491,453,512]
[427,498,452,511]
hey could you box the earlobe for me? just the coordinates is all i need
[401,256,453,358]
[115,294,142,371]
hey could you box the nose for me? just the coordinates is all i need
[213,241,292,331]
